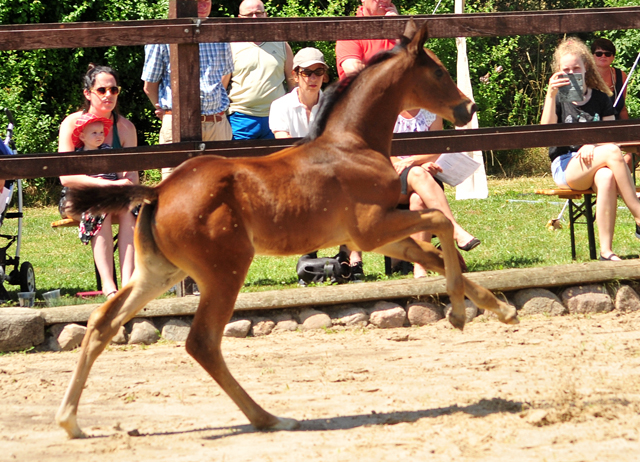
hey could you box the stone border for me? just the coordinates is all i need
[2,280,639,353]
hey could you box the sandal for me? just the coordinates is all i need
[599,253,621,261]
[457,237,481,252]
[106,290,118,299]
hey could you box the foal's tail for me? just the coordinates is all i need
[67,185,158,216]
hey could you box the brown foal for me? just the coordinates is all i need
[56,20,518,438]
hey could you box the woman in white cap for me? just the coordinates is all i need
[269,48,369,281]
[269,47,329,139]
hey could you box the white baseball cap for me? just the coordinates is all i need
[293,47,328,69]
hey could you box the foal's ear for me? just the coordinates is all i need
[400,18,418,45]
[406,20,430,56]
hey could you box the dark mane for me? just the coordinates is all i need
[296,44,404,145]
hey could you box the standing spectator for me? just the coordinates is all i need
[335,0,398,79]
[228,0,295,140]
[141,0,233,179]
[591,38,628,120]
[59,64,138,298]
[269,47,329,138]
[541,37,640,261]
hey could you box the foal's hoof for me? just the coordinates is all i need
[268,416,300,431]
[447,312,466,331]
[60,422,88,439]
[497,303,519,325]
[57,414,88,439]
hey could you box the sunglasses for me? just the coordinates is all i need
[594,51,614,58]
[91,86,121,96]
[298,68,326,77]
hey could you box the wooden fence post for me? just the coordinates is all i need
[169,0,202,142]
[169,0,201,296]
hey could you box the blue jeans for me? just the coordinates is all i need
[551,152,579,187]
[229,112,275,140]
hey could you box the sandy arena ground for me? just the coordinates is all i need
[1,311,640,462]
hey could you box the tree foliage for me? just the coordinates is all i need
[1,0,639,202]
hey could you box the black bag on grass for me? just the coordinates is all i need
[296,251,351,285]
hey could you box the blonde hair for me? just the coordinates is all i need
[552,37,612,96]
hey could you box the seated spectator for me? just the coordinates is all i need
[269,48,354,281]
[590,38,636,170]
[541,37,640,261]
[228,0,295,140]
[59,64,138,298]
[391,109,480,277]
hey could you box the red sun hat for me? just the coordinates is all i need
[71,113,113,148]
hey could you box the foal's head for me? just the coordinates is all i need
[399,20,476,127]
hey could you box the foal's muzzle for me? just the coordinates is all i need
[452,101,477,127]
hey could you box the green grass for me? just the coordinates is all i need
[2,175,639,306]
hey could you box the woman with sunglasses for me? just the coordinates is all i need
[268,48,368,281]
[591,38,628,120]
[269,47,329,139]
[58,63,138,298]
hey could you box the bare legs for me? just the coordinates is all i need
[401,167,476,277]
[405,167,476,247]
[565,144,640,259]
[90,210,136,296]
[592,168,620,259]
[409,194,433,278]
[566,144,640,219]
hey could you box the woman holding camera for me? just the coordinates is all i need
[541,37,640,261]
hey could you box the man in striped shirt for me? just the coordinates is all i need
[141,0,233,179]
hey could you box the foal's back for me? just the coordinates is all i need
[150,142,398,257]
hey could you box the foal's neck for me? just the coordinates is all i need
[326,59,408,156]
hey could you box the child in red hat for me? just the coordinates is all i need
[71,113,113,150]
[69,113,120,248]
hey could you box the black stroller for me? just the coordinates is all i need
[0,108,36,300]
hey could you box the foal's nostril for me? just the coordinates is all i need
[453,101,475,126]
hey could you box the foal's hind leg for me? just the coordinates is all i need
[56,205,186,438]
[184,245,298,431]
[375,238,518,327]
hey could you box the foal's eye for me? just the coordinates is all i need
[435,69,444,78]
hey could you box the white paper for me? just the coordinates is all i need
[434,152,482,187]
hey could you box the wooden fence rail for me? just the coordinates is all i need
[1,8,639,50]
[2,121,640,180]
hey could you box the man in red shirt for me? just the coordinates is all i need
[335,0,398,79]
[334,0,399,280]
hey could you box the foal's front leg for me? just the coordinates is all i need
[353,208,467,328]
[375,238,518,326]
[375,238,468,329]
